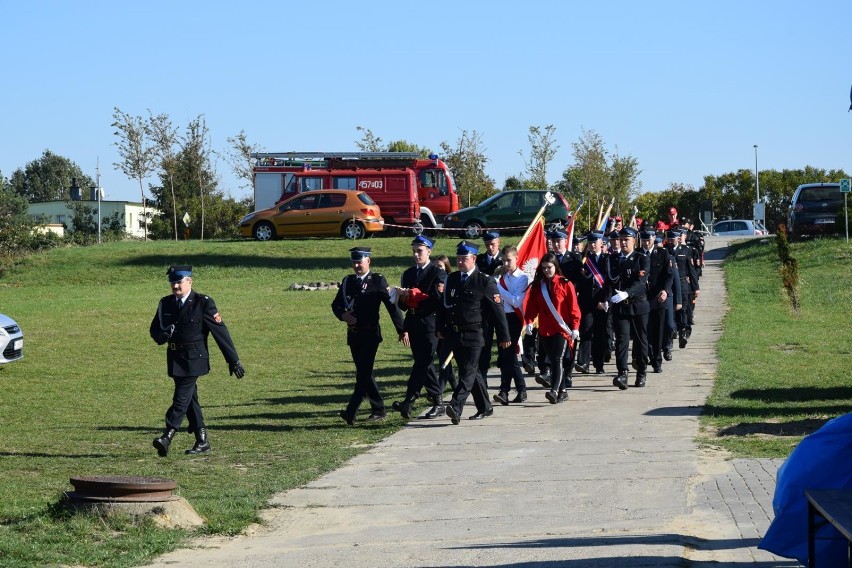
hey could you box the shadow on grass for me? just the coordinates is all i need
[717,417,831,437]
[0,451,111,459]
[730,386,852,402]
[123,253,415,273]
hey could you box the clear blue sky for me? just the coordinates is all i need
[2,1,850,203]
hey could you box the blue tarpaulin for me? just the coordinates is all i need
[759,412,852,566]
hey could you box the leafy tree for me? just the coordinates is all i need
[555,129,642,231]
[65,203,125,245]
[439,129,496,208]
[183,115,216,240]
[519,125,558,190]
[0,172,58,260]
[147,111,180,240]
[386,139,432,157]
[112,107,155,239]
[9,150,95,202]
[503,176,524,190]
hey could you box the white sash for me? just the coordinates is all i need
[541,281,571,335]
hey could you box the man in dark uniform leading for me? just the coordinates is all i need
[639,229,673,373]
[332,247,405,426]
[439,241,511,424]
[150,265,244,457]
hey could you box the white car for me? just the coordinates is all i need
[0,313,24,364]
[712,219,768,236]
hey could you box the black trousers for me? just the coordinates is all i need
[346,338,384,416]
[647,308,667,367]
[449,330,491,416]
[436,338,456,394]
[477,319,496,380]
[614,312,649,375]
[497,312,526,393]
[404,317,440,399]
[576,310,594,368]
[539,334,568,392]
[166,375,205,433]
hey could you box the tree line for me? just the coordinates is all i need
[3,117,848,262]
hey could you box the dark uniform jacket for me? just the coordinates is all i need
[644,246,674,311]
[476,251,503,276]
[582,252,611,307]
[332,272,404,345]
[398,263,447,334]
[149,290,239,378]
[607,251,651,317]
[669,244,700,297]
[438,269,510,347]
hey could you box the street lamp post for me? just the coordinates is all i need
[753,144,760,204]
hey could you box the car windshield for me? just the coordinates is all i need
[477,192,506,207]
[357,193,376,205]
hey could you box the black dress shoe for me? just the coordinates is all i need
[557,390,568,403]
[563,376,573,388]
[679,336,688,349]
[545,390,558,404]
[634,374,647,387]
[511,391,527,403]
[339,410,355,425]
[469,408,494,420]
[493,391,510,406]
[534,374,552,389]
[663,350,673,361]
[595,367,605,374]
[613,374,628,390]
[574,363,589,374]
[652,365,662,373]
[604,351,612,363]
[391,401,402,411]
[366,412,386,422]
[522,356,536,374]
[445,405,461,425]
[421,404,444,419]
[398,402,413,420]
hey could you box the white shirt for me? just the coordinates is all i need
[495,268,529,314]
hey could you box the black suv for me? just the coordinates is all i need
[787,183,845,240]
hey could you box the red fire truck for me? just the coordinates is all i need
[250,152,460,229]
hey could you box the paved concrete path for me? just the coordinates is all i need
[149,238,799,567]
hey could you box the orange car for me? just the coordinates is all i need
[239,190,384,240]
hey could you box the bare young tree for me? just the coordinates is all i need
[147,111,179,240]
[183,115,216,240]
[112,107,155,239]
[224,130,262,190]
[355,126,384,152]
[518,124,559,189]
[440,129,495,208]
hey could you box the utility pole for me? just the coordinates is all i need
[96,158,102,245]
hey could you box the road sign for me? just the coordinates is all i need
[840,178,851,193]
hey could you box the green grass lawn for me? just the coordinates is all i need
[1,234,850,566]
[0,236,427,567]
[701,236,852,456]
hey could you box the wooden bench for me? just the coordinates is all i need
[805,489,852,568]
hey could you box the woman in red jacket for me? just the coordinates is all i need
[524,253,582,404]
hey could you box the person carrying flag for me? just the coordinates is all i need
[493,245,530,405]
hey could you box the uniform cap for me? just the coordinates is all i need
[614,216,623,222]
[655,234,663,244]
[456,241,479,256]
[167,265,192,283]
[619,227,638,238]
[608,230,621,240]
[572,236,584,245]
[482,231,500,243]
[669,207,678,215]
[548,228,568,240]
[639,230,655,240]
[587,231,605,242]
[656,220,668,231]
[349,247,372,261]
[411,235,434,249]
[666,230,679,239]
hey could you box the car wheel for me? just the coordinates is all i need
[343,220,366,239]
[463,221,483,238]
[253,222,275,241]
[411,221,424,236]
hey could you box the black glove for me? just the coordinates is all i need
[158,324,175,344]
[229,360,245,379]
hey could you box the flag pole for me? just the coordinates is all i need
[517,191,557,249]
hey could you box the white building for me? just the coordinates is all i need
[27,199,158,239]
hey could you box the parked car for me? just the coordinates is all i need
[712,219,767,236]
[787,182,845,240]
[239,190,384,241]
[442,190,570,237]
[0,313,23,364]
